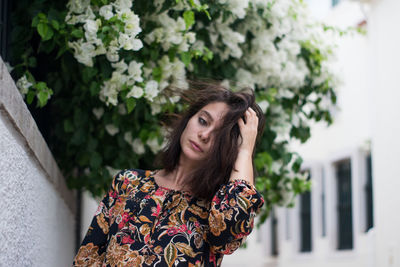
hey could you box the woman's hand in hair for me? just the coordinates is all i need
[238,107,259,155]
[229,107,259,185]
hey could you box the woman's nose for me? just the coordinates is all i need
[198,130,210,143]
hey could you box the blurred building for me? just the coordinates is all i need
[223,0,400,266]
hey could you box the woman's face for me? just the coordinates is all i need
[180,101,229,162]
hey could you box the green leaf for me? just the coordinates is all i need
[126,98,136,114]
[87,138,98,151]
[38,13,47,21]
[28,57,37,67]
[35,82,47,91]
[292,156,303,172]
[56,45,68,59]
[37,90,49,107]
[37,22,54,41]
[82,67,98,84]
[90,152,102,169]
[183,10,195,30]
[63,119,74,133]
[180,52,192,67]
[152,67,162,83]
[71,29,84,38]
[26,91,35,105]
[51,20,60,30]
[32,16,40,27]
[71,128,86,145]
[89,81,100,96]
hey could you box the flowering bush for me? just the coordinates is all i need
[10,0,340,223]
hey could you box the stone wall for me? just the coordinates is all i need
[0,57,77,266]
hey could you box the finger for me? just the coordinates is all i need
[245,109,257,123]
[238,117,245,128]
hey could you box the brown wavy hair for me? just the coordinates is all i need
[157,81,265,201]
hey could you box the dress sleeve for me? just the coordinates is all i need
[205,179,264,255]
[73,170,124,266]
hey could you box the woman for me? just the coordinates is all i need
[73,82,266,266]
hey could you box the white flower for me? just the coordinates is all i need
[118,103,127,115]
[169,95,180,103]
[106,46,119,62]
[127,86,144,98]
[99,5,114,20]
[270,161,282,174]
[92,107,104,120]
[124,131,133,145]
[123,12,141,36]
[258,100,269,113]
[144,28,163,44]
[185,32,196,44]
[291,114,300,127]
[68,40,96,67]
[118,33,143,51]
[133,138,145,155]
[221,79,230,88]
[150,101,162,115]
[144,80,159,101]
[210,20,245,60]
[235,68,255,89]
[105,166,121,177]
[105,124,119,136]
[128,61,143,82]
[16,75,33,95]
[228,0,249,19]
[65,4,95,25]
[67,0,90,14]
[83,19,99,36]
[99,79,119,106]
[146,137,161,154]
[110,71,128,85]
[111,59,128,73]
[114,0,132,11]
[277,88,295,99]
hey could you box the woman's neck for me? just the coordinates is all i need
[157,154,197,191]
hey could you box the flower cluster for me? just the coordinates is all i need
[12,0,341,218]
[63,0,338,208]
[66,0,143,67]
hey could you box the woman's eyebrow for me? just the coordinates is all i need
[200,110,214,122]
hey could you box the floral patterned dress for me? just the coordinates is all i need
[73,169,264,267]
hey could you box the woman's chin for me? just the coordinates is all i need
[182,147,205,162]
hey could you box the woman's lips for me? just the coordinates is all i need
[190,141,203,152]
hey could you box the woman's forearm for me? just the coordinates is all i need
[229,149,254,185]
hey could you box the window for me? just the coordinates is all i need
[336,159,353,250]
[285,209,291,240]
[332,0,340,7]
[300,171,312,252]
[271,208,279,256]
[365,154,374,231]
[321,167,326,237]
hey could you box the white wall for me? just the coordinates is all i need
[81,191,100,240]
[0,115,76,266]
[223,1,375,266]
[369,0,400,266]
[0,57,77,266]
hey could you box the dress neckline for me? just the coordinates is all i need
[148,170,193,197]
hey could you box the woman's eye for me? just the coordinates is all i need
[198,117,207,126]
